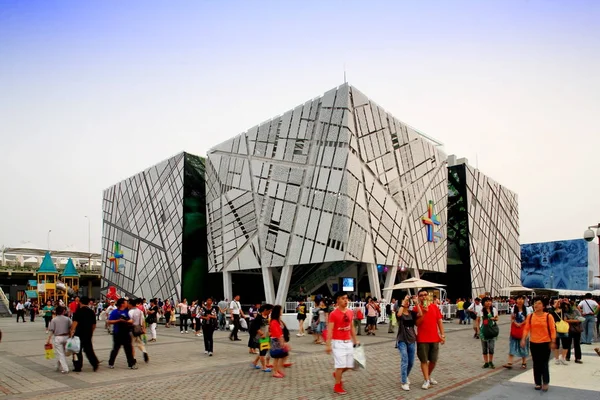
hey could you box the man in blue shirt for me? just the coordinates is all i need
[107,298,136,369]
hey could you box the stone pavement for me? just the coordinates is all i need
[0,315,597,399]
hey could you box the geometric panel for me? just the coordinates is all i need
[101,152,186,301]
[206,84,448,276]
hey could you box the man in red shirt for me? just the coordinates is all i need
[69,297,80,318]
[415,289,445,390]
[326,292,359,395]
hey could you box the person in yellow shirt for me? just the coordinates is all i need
[456,298,465,325]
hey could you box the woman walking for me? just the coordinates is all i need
[178,299,190,334]
[396,295,418,391]
[269,305,289,378]
[200,297,218,356]
[503,295,529,370]
[146,299,159,342]
[565,300,583,363]
[478,297,499,369]
[46,306,71,374]
[550,299,572,365]
[521,298,556,392]
[42,300,54,334]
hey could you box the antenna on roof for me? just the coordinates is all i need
[343,63,347,84]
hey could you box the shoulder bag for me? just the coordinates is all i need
[555,311,570,334]
[510,309,525,339]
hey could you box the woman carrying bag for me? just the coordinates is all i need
[550,299,572,365]
[565,300,583,363]
[503,295,529,369]
[521,297,556,392]
[477,297,499,369]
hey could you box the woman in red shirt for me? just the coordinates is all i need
[269,305,288,378]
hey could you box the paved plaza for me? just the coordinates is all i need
[0,315,598,399]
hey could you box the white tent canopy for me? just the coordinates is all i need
[383,277,446,291]
[500,284,533,293]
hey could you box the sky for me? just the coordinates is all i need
[0,0,599,252]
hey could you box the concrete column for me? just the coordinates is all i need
[274,265,293,306]
[366,263,382,300]
[223,271,233,302]
[383,266,398,303]
[88,281,92,297]
[262,267,276,304]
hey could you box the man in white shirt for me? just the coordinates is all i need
[105,300,117,334]
[16,301,26,323]
[229,295,244,341]
[578,293,598,345]
[467,298,483,339]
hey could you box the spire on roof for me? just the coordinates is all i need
[61,258,80,278]
[37,251,58,274]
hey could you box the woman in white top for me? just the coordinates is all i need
[178,299,189,334]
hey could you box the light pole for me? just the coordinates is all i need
[47,230,52,252]
[583,223,600,289]
[84,216,91,271]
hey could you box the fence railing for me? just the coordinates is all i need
[285,301,514,323]
[0,287,13,315]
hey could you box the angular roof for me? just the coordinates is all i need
[25,290,38,298]
[61,258,80,277]
[37,252,58,274]
[28,280,37,287]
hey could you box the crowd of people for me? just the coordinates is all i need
[10,289,599,396]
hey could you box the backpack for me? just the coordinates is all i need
[463,301,471,310]
[385,304,392,316]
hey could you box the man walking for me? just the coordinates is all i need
[217,298,228,331]
[468,298,483,338]
[326,291,359,395]
[128,299,149,363]
[107,298,137,369]
[16,301,26,323]
[578,293,598,344]
[71,296,100,372]
[415,289,445,390]
[229,295,244,341]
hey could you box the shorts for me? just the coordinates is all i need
[367,316,377,326]
[259,348,269,357]
[297,314,306,321]
[417,342,439,363]
[332,340,354,369]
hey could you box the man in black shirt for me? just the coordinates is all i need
[70,296,100,372]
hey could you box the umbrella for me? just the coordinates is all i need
[383,277,446,291]
[499,284,533,293]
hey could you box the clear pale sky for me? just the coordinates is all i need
[1,1,599,252]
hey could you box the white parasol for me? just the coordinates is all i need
[383,277,446,291]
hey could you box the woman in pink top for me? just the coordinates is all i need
[269,305,288,378]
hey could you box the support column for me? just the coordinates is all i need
[383,266,398,303]
[262,267,276,305]
[88,281,92,297]
[223,270,233,302]
[275,265,293,306]
[366,263,382,300]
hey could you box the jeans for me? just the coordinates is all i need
[218,313,226,330]
[230,314,240,340]
[180,315,188,332]
[108,332,135,367]
[581,315,595,343]
[73,336,99,371]
[397,341,415,384]
[530,342,551,386]
[202,324,214,352]
[566,331,581,361]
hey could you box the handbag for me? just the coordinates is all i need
[555,311,569,334]
[510,322,524,339]
[480,310,499,339]
[132,324,144,337]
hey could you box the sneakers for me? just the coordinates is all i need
[129,365,138,370]
[196,333,202,337]
[483,362,490,368]
[422,380,430,390]
[555,359,561,365]
[181,331,185,334]
[208,352,213,357]
[559,359,568,365]
[205,351,209,354]
[185,331,189,334]
[430,378,438,385]
[333,383,347,395]
[489,363,495,369]
[108,365,114,369]
[401,383,410,391]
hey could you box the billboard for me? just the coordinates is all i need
[521,239,589,290]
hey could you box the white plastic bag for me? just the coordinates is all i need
[66,336,80,355]
[240,318,248,330]
[353,344,366,369]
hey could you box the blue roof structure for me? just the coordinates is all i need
[28,280,37,287]
[61,258,80,278]
[25,290,38,298]
[36,252,58,274]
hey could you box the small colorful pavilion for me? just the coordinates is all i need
[36,252,58,303]
[61,258,80,296]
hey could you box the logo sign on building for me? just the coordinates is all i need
[422,200,442,243]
